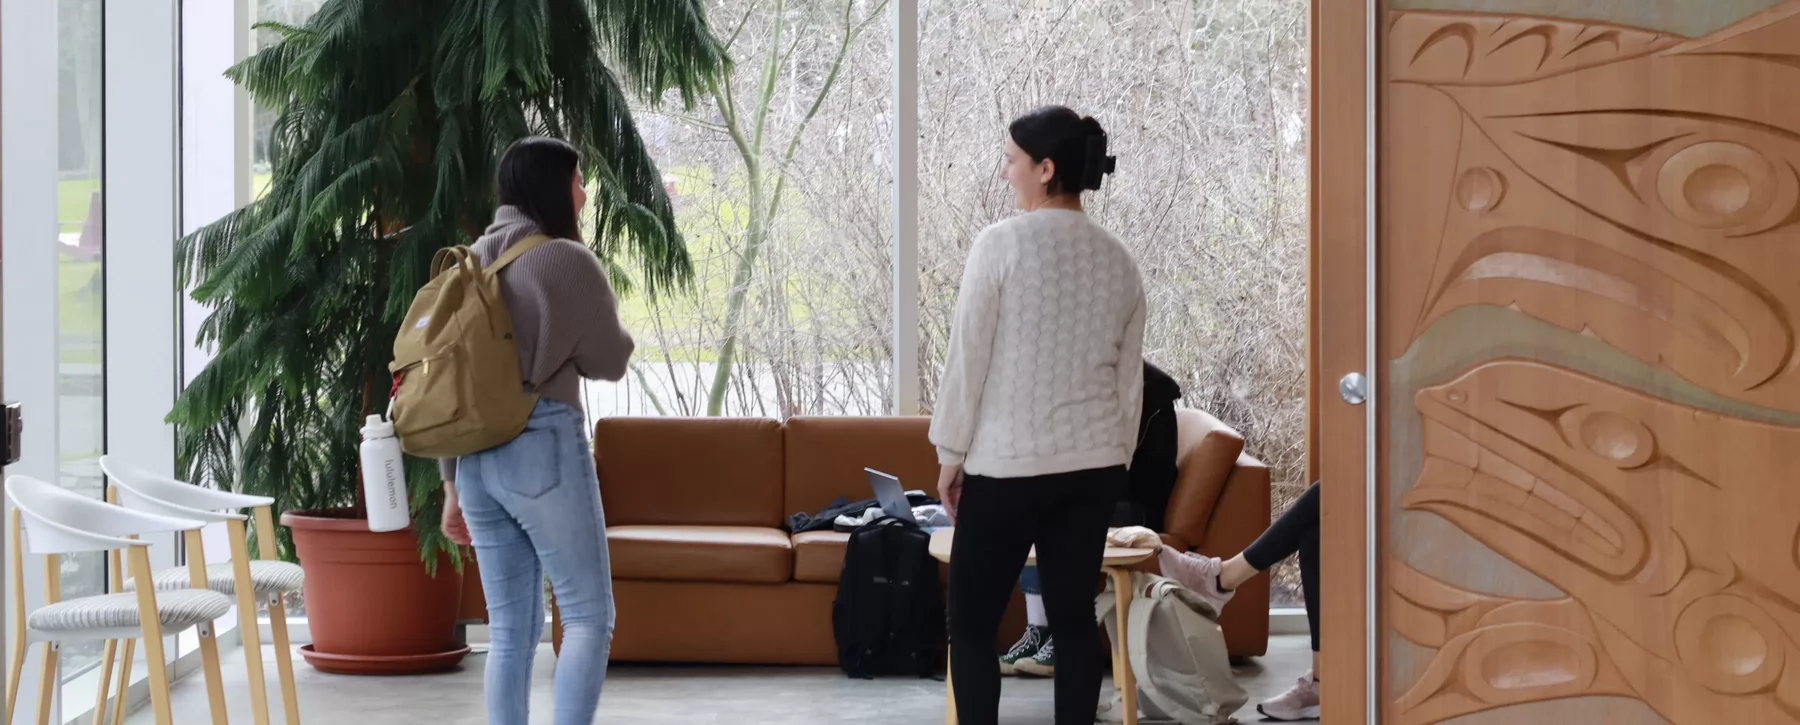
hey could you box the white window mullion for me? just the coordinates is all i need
[104,0,183,692]
[892,0,920,416]
[3,0,65,717]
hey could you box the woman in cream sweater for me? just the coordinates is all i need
[931,105,1145,725]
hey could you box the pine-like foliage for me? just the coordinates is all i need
[169,0,728,569]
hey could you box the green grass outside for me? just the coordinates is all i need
[57,175,273,227]
[52,169,877,366]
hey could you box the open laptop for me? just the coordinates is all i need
[864,468,920,525]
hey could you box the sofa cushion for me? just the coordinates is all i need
[791,531,852,584]
[608,526,793,584]
[1164,408,1247,551]
[784,417,937,520]
[595,418,785,528]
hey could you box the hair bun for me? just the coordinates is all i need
[1081,115,1106,136]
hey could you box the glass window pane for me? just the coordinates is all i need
[55,0,107,678]
[251,0,327,199]
[918,0,1310,607]
[586,0,895,420]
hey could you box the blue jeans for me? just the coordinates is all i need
[1020,565,1041,595]
[456,399,614,725]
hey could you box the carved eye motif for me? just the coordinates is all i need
[1556,405,1654,469]
[1655,141,1780,230]
[1674,594,1789,695]
[1469,109,1800,241]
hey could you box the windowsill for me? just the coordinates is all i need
[1270,607,1309,636]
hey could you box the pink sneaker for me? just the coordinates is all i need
[1258,672,1321,721]
[1157,547,1235,615]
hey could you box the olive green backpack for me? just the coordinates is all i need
[388,235,551,458]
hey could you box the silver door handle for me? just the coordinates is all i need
[1339,373,1369,406]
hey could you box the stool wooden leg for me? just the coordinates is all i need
[227,519,271,725]
[266,596,301,725]
[130,547,176,725]
[184,530,230,725]
[944,645,958,725]
[95,528,127,725]
[252,506,300,725]
[111,640,137,725]
[93,639,119,725]
[7,509,26,725]
[5,639,25,725]
[38,551,64,725]
[34,642,59,725]
[1108,568,1138,725]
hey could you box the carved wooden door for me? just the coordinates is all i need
[1378,2,1800,723]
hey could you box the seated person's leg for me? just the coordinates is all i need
[1159,482,1318,612]
[1001,565,1054,676]
[1160,483,1324,720]
[1256,514,1321,721]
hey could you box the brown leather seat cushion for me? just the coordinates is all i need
[791,531,851,583]
[608,526,793,584]
[595,418,785,527]
[784,416,937,519]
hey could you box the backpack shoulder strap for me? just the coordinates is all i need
[488,234,554,273]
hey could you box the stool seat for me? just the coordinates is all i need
[27,589,233,634]
[124,560,306,597]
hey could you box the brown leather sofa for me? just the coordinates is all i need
[554,411,1271,665]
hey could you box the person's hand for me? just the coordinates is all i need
[442,483,472,546]
[936,465,964,523]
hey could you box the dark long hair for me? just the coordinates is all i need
[497,136,583,242]
[1007,106,1117,196]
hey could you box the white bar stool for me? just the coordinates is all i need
[4,475,233,725]
[97,457,305,725]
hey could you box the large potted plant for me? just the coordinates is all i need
[169,0,726,674]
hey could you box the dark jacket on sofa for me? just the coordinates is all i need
[1118,361,1184,531]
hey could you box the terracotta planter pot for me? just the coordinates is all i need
[283,508,470,675]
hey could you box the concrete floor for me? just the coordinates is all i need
[127,635,1315,724]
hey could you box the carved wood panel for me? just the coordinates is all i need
[1382,3,1800,723]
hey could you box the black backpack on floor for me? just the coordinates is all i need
[833,517,943,679]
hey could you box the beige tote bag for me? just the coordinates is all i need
[1098,572,1248,724]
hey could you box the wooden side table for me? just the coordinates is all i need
[927,529,1155,725]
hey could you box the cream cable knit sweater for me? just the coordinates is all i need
[929,209,1147,479]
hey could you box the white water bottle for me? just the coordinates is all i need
[359,414,410,533]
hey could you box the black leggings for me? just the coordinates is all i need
[947,467,1125,725]
[1243,482,1320,651]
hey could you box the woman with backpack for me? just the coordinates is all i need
[438,136,635,725]
[931,106,1145,725]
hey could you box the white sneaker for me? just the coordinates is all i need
[1257,672,1321,721]
[1157,547,1236,615]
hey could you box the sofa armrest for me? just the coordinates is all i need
[1163,409,1246,550]
[1200,453,1272,658]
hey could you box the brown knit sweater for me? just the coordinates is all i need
[439,206,635,480]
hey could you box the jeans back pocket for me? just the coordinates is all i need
[492,425,566,499]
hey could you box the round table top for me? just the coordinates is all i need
[926,528,1157,566]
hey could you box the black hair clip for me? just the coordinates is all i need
[1083,134,1117,191]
